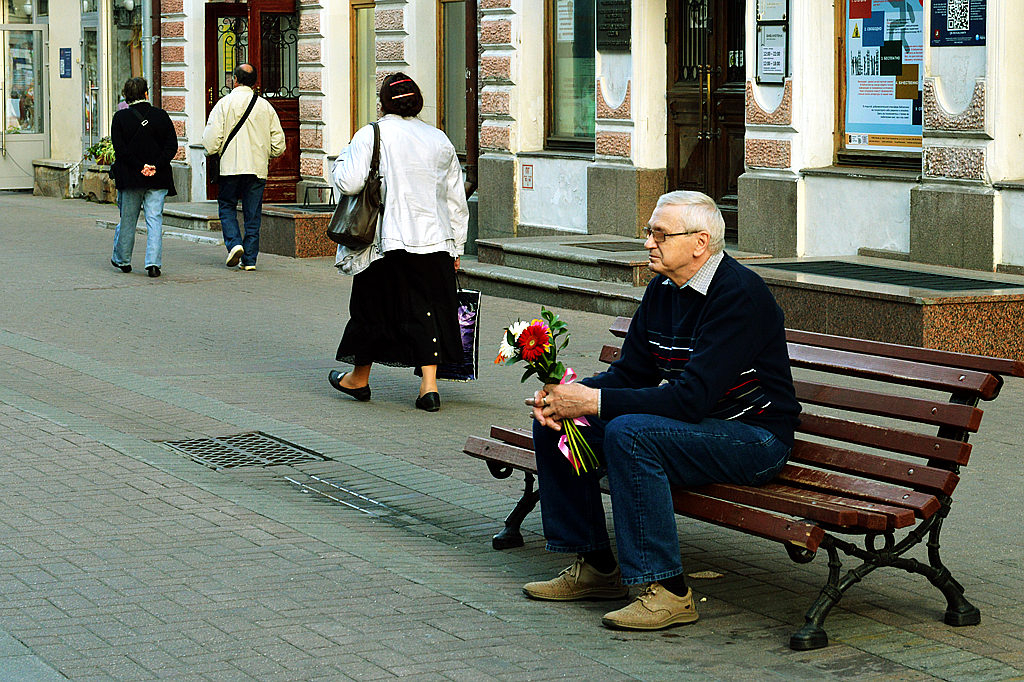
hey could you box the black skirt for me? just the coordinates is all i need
[337,250,462,368]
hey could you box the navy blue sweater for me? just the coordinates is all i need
[581,254,801,447]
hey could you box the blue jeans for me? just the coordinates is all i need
[112,188,168,268]
[217,174,267,266]
[534,414,790,585]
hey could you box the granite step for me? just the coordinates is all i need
[476,234,652,286]
[457,256,645,318]
[94,219,222,245]
[163,201,221,231]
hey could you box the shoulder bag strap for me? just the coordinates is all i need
[219,92,259,155]
[367,122,381,179]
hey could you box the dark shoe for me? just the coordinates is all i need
[147,266,161,278]
[111,259,131,273]
[328,370,370,401]
[415,392,440,412]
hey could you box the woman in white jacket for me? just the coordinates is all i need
[328,73,469,412]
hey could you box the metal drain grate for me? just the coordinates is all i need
[756,260,1024,292]
[568,241,646,252]
[160,432,328,469]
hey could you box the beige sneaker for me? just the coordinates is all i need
[522,556,628,601]
[601,583,699,630]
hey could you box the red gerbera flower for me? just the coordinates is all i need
[517,322,551,362]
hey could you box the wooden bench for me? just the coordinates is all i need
[464,316,1024,650]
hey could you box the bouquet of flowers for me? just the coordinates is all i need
[496,308,599,475]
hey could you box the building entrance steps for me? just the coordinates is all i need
[459,235,772,317]
[162,201,222,232]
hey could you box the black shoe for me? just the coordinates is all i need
[415,392,441,412]
[328,370,370,401]
[111,259,131,273]
[147,266,161,278]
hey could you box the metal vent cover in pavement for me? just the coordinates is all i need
[160,432,328,469]
[567,241,646,252]
[756,260,1024,292]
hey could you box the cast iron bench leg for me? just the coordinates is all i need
[790,539,842,650]
[920,515,981,627]
[492,473,540,550]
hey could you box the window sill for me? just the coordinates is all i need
[801,165,921,183]
[517,149,595,162]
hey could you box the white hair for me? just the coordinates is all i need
[654,191,726,254]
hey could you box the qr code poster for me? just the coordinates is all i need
[930,0,986,47]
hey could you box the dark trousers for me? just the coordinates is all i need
[217,174,267,266]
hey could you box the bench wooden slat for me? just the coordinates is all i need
[695,483,863,528]
[797,412,972,465]
[795,380,983,432]
[786,329,1024,381]
[776,464,942,518]
[788,344,1001,400]
[671,491,825,552]
[465,436,536,471]
[490,425,533,449]
[791,441,959,495]
[759,483,916,529]
[600,344,621,364]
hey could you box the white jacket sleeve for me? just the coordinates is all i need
[444,147,469,255]
[201,99,226,155]
[331,125,374,195]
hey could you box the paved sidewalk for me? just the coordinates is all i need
[1,191,1022,681]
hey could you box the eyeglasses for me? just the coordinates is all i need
[642,226,704,243]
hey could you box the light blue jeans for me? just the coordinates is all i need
[112,188,168,269]
[534,413,790,585]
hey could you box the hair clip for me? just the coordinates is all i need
[389,78,412,85]
[391,92,415,99]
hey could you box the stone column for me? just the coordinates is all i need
[477,0,522,239]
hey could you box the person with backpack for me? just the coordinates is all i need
[109,77,177,278]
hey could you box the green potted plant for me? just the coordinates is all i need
[81,137,117,203]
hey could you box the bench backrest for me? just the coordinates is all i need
[600,317,1024,508]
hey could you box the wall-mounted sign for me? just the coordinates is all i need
[844,0,923,152]
[596,0,630,51]
[59,47,72,78]
[522,164,534,190]
[555,0,574,43]
[756,24,787,84]
[757,0,787,23]
[930,0,985,47]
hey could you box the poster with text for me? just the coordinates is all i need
[845,0,923,152]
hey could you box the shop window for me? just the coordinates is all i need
[546,0,594,151]
[838,0,923,168]
[439,0,466,155]
[112,0,144,111]
[352,1,376,134]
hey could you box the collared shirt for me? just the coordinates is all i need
[662,251,724,295]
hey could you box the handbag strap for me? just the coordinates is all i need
[219,92,259,155]
[367,122,381,180]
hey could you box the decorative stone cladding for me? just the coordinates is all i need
[596,80,630,120]
[745,80,792,126]
[923,146,986,181]
[923,78,986,132]
[479,1,515,152]
[298,2,326,180]
[744,138,791,169]
[596,132,631,158]
[160,3,187,165]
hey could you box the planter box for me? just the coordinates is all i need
[80,165,117,203]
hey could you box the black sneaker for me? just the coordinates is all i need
[147,266,161,278]
[111,259,131,273]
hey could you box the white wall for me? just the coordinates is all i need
[48,13,82,161]
[517,156,589,231]
[802,176,913,256]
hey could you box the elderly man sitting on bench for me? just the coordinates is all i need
[523,190,802,630]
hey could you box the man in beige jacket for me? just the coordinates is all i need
[202,63,286,270]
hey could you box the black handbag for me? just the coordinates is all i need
[207,92,258,184]
[326,122,382,248]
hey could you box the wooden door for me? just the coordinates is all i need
[667,0,745,240]
[204,1,299,202]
